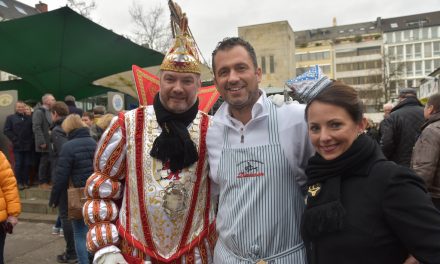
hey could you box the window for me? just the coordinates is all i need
[422,28,430,39]
[413,29,420,40]
[0,1,7,8]
[432,26,439,38]
[414,43,422,58]
[388,46,396,58]
[395,32,402,43]
[261,56,266,74]
[424,42,432,58]
[14,5,27,15]
[336,50,357,58]
[391,23,398,28]
[269,55,275,74]
[396,45,404,60]
[295,51,330,62]
[415,61,422,75]
[433,41,440,57]
[403,30,411,41]
[406,62,414,76]
[405,44,413,59]
[358,46,381,56]
[321,65,331,74]
[434,59,440,69]
[425,60,432,75]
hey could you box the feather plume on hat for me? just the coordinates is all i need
[159,13,201,74]
[286,65,332,103]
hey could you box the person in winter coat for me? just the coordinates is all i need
[411,93,440,210]
[0,151,21,264]
[64,95,83,116]
[3,101,33,189]
[287,66,440,264]
[49,101,77,263]
[32,93,56,189]
[49,114,96,264]
[380,88,424,167]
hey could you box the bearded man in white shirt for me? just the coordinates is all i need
[207,37,314,263]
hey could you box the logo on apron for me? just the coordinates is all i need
[236,160,265,178]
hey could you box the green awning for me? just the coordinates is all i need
[0,6,164,100]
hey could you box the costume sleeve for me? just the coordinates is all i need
[411,126,440,187]
[83,113,126,254]
[380,117,395,159]
[382,165,440,263]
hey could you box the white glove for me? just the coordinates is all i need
[95,252,128,264]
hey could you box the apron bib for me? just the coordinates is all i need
[214,100,306,264]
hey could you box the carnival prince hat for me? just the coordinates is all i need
[286,65,332,103]
[159,13,201,74]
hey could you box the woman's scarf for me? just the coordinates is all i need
[301,134,377,240]
[150,93,199,172]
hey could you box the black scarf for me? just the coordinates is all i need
[150,93,199,172]
[301,134,378,241]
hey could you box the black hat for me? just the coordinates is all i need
[398,88,417,97]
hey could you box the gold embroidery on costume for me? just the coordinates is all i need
[124,108,210,259]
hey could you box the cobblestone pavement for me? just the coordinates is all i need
[5,221,65,264]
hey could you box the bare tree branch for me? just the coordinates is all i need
[129,1,172,53]
[67,0,96,19]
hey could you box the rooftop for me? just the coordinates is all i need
[0,0,40,21]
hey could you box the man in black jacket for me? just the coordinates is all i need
[380,88,424,167]
[49,101,78,264]
[4,101,33,189]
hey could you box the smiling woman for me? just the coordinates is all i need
[288,66,440,264]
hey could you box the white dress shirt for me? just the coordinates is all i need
[207,91,314,195]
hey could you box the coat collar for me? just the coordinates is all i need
[212,89,269,129]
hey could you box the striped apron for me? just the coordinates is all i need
[214,100,307,264]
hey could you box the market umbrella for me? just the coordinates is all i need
[0,6,164,100]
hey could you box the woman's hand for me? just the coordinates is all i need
[7,216,18,226]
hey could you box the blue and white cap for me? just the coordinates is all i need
[286,65,332,103]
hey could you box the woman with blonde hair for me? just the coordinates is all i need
[49,114,96,264]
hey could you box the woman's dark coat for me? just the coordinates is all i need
[305,145,440,264]
[49,127,96,207]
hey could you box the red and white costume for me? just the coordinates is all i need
[83,106,217,263]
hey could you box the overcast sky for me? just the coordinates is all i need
[21,0,439,64]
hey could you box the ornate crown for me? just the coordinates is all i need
[160,13,201,74]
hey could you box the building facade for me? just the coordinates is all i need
[295,20,383,111]
[382,12,440,99]
[238,21,296,88]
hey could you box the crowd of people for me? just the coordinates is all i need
[0,15,439,264]
[2,95,113,263]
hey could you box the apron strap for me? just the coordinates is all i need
[265,99,281,145]
[222,98,282,148]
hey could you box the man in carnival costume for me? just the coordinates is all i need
[83,13,217,264]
